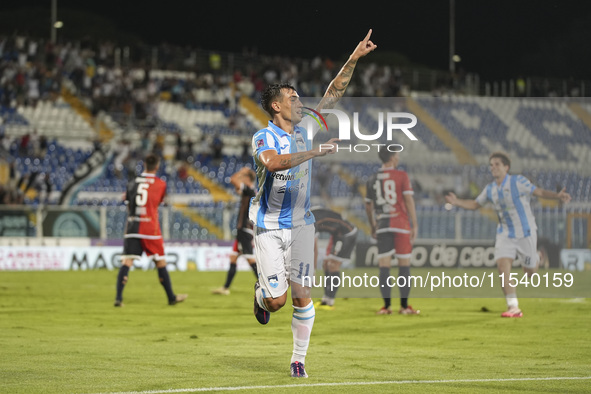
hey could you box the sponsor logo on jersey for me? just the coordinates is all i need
[271,168,309,181]
[277,184,303,194]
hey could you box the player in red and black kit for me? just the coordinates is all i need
[365,150,419,315]
[114,154,187,306]
[212,167,258,295]
[312,207,357,310]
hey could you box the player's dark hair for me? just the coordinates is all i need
[145,154,160,171]
[489,151,511,170]
[261,82,296,117]
[378,149,398,164]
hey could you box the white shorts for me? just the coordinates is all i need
[494,231,539,269]
[254,224,315,298]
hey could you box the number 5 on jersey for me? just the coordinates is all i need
[136,183,149,206]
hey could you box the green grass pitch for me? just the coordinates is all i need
[1,269,590,393]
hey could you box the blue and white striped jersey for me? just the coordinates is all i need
[249,121,315,229]
[475,174,537,238]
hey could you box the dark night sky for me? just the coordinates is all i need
[1,0,591,81]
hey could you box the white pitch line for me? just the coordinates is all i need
[99,376,591,394]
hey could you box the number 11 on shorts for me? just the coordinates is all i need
[297,262,310,279]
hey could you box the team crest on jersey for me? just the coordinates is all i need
[267,274,279,288]
[256,138,265,148]
[295,131,306,148]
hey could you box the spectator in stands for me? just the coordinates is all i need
[18,132,30,156]
[38,134,48,158]
[32,172,52,204]
[177,162,188,181]
[445,152,572,318]
[196,134,211,164]
[8,161,18,190]
[113,139,131,179]
[210,132,224,162]
[0,184,7,205]
[29,130,39,157]
[174,132,185,162]
[152,133,164,157]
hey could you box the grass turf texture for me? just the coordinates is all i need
[0,270,589,393]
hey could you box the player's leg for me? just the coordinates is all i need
[289,224,315,378]
[213,240,239,295]
[253,227,289,324]
[395,232,419,314]
[115,237,142,306]
[495,235,521,317]
[143,238,187,305]
[321,228,357,308]
[290,282,313,378]
[397,257,420,315]
[321,236,335,304]
[247,256,258,277]
[313,234,330,308]
[497,257,521,316]
[240,229,258,278]
[504,234,539,317]
[319,258,341,308]
[114,257,134,307]
[154,257,188,305]
[376,231,394,314]
[520,233,540,277]
[221,255,237,293]
[317,235,340,308]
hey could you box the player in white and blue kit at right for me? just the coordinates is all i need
[250,30,377,378]
[446,152,571,318]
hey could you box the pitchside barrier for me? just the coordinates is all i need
[0,239,251,272]
[1,237,589,297]
[354,239,565,269]
[0,237,588,273]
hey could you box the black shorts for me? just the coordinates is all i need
[122,236,165,260]
[326,228,358,262]
[376,229,412,258]
[232,228,254,257]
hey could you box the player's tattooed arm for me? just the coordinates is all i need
[260,150,317,172]
[278,151,318,169]
[318,29,377,110]
[259,139,339,172]
[320,58,357,108]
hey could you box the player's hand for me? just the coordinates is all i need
[370,223,377,239]
[317,138,340,156]
[557,187,572,203]
[351,29,377,60]
[410,226,418,244]
[444,192,457,205]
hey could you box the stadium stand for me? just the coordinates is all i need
[1,35,590,247]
